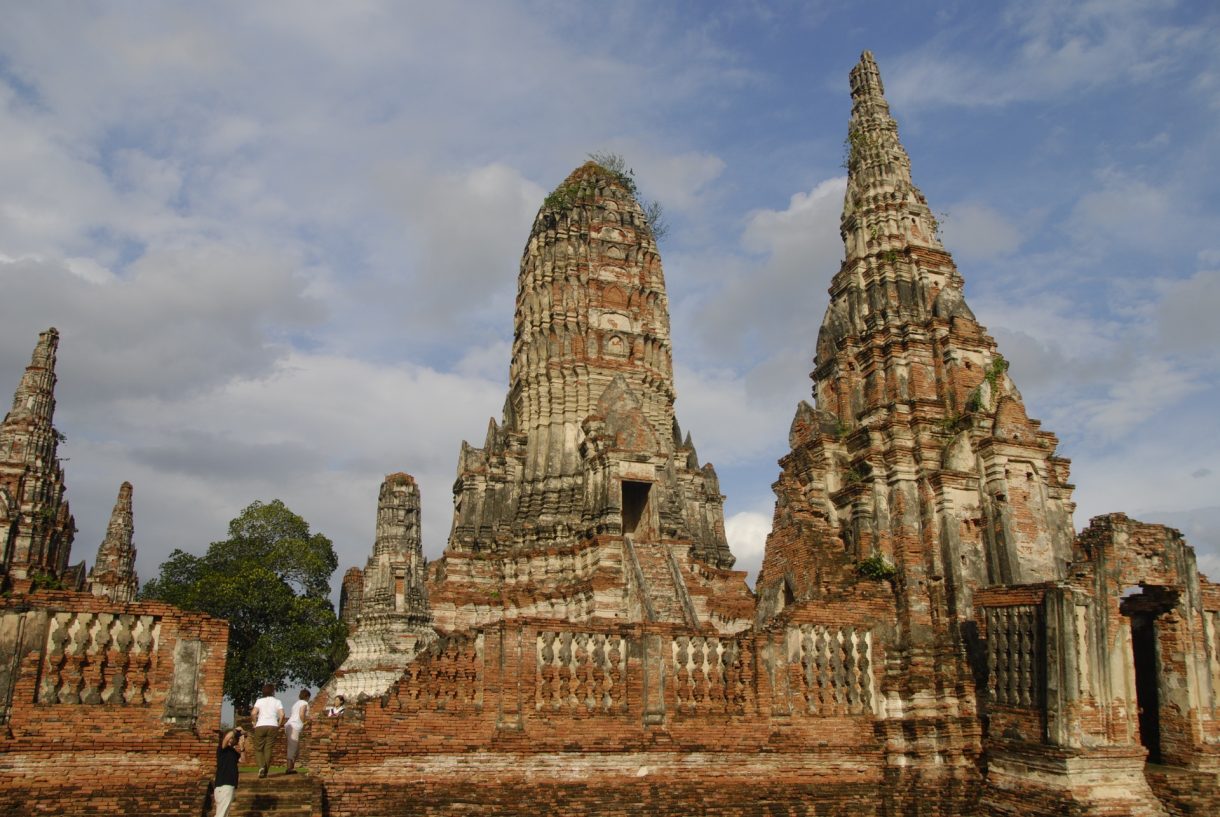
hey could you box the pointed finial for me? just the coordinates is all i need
[88,480,138,603]
[850,51,885,100]
[5,327,60,423]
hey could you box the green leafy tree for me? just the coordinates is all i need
[141,499,348,708]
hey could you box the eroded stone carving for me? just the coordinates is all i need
[37,611,159,706]
[87,482,139,604]
[0,329,82,591]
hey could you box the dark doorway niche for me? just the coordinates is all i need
[1129,613,1162,762]
[622,481,651,537]
[1121,586,1175,765]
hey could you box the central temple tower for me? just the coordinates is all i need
[427,161,752,633]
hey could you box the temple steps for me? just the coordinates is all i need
[626,535,696,625]
[227,773,323,817]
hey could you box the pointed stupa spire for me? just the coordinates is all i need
[4,327,59,431]
[329,471,434,700]
[88,482,138,603]
[841,51,944,261]
[816,51,974,423]
[0,327,75,587]
[758,52,1077,634]
[364,472,425,615]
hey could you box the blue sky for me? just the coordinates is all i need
[2,0,1218,590]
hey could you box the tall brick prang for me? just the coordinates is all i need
[426,159,753,634]
[0,328,81,591]
[87,481,139,603]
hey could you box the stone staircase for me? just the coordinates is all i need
[625,535,696,625]
[226,773,322,817]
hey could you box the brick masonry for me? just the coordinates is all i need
[0,591,228,816]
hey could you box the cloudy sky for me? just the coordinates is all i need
[2,0,1218,595]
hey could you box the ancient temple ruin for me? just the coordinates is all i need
[0,328,142,601]
[422,159,754,636]
[2,49,1218,817]
[0,331,226,817]
[316,52,1220,817]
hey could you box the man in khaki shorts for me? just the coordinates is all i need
[250,683,285,777]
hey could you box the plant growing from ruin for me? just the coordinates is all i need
[984,353,1008,391]
[641,199,670,241]
[842,127,877,170]
[856,554,897,581]
[582,151,669,241]
[937,411,962,434]
[844,461,871,488]
[28,570,66,592]
[963,354,1009,415]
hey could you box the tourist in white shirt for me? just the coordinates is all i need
[284,688,310,774]
[250,683,285,778]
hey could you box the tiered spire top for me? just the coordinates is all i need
[841,51,943,256]
[0,327,76,587]
[88,481,138,603]
[5,327,59,427]
[849,50,885,101]
[509,158,676,462]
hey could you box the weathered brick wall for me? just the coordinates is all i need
[0,590,227,816]
[307,612,979,816]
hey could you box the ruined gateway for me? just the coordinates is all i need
[319,53,1220,816]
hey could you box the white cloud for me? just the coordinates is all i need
[60,349,505,586]
[887,0,1208,109]
[940,202,1021,261]
[683,176,843,362]
[1068,170,1177,252]
[725,510,772,585]
[0,248,322,404]
[1155,268,1220,354]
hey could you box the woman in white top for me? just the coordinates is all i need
[284,688,310,774]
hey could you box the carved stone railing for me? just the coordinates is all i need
[38,611,160,706]
[985,604,1042,709]
[402,632,484,710]
[791,624,875,716]
[671,634,748,714]
[535,630,627,711]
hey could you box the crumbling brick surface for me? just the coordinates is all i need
[0,591,228,816]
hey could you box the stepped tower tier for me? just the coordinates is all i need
[87,481,139,603]
[331,473,435,699]
[0,328,80,590]
[428,160,752,634]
